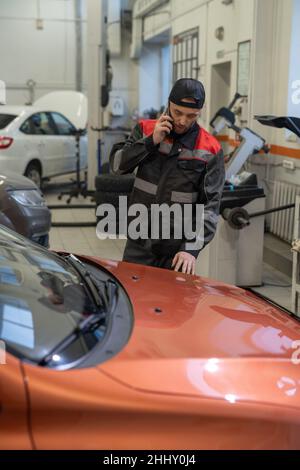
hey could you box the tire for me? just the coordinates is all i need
[25,162,42,188]
[95,174,135,193]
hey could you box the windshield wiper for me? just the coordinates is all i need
[38,255,119,367]
[39,310,107,366]
[64,254,118,313]
[90,275,118,313]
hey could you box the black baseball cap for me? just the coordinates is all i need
[169,78,205,109]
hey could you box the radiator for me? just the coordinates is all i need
[270,181,300,243]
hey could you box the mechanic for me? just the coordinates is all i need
[110,78,225,275]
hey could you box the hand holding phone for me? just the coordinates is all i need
[163,106,174,129]
[153,105,173,145]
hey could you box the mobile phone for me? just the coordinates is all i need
[163,105,173,131]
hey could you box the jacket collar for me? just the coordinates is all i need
[170,122,200,150]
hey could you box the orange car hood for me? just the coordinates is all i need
[93,258,300,360]
[86,258,300,407]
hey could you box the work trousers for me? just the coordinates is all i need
[123,239,174,270]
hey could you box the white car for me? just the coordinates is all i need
[0,91,88,187]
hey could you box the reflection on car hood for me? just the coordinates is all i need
[0,170,38,190]
[91,258,300,361]
[83,257,300,406]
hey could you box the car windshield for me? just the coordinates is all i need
[0,225,107,365]
[0,114,17,129]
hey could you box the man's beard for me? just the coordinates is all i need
[170,121,196,139]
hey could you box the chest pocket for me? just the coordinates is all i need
[177,159,207,185]
[177,159,206,171]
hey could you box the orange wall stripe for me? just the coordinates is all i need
[216,135,300,160]
[216,135,229,142]
[270,145,300,160]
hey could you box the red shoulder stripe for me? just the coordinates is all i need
[139,119,157,136]
[195,127,221,155]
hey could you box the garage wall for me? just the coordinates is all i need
[0,0,81,104]
[169,0,299,197]
[139,45,162,114]
[143,2,171,41]
[0,0,138,127]
[132,0,299,225]
[133,0,255,124]
[108,28,139,128]
[170,0,300,158]
[247,0,300,214]
[171,2,207,83]
[104,0,139,128]
[170,0,255,123]
[250,0,294,143]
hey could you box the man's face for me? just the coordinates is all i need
[169,98,201,134]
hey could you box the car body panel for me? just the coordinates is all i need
[1,228,300,450]
[0,355,32,450]
[6,256,299,450]
[0,170,37,190]
[92,258,300,361]
[22,358,300,450]
[0,172,51,241]
[37,134,66,176]
[90,260,300,410]
[0,211,15,231]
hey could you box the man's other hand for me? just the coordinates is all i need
[171,252,196,275]
[152,114,173,145]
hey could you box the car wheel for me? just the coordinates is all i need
[25,163,42,188]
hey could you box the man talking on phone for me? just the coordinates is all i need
[110,78,225,275]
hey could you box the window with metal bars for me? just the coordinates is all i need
[172,28,199,83]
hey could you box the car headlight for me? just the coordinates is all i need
[9,190,46,207]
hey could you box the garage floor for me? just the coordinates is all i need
[44,176,293,312]
[251,264,292,311]
[44,176,126,261]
